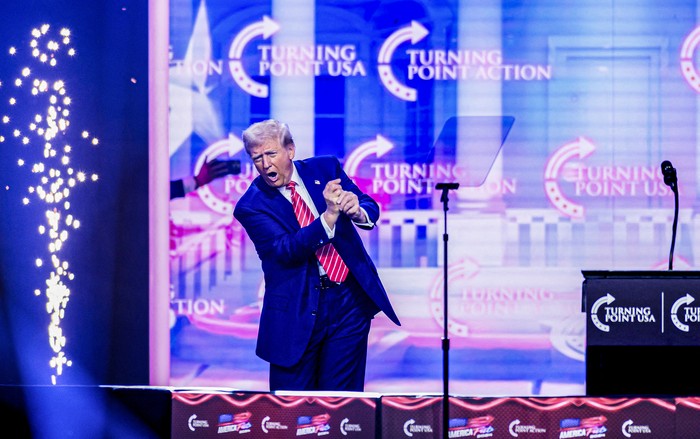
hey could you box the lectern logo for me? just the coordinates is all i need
[671,293,697,332]
[590,293,657,333]
[590,294,615,332]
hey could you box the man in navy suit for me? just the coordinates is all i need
[234,119,400,391]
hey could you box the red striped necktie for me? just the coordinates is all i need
[286,181,349,283]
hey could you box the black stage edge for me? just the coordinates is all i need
[583,270,700,396]
[0,385,171,438]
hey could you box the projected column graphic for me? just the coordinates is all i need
[446,1,506,268]
[271,0,315,158]
[684,25,700,264]
[456,1,503,210]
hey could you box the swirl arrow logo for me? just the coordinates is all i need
[622,419,634,438]
[195,133,245,215]
[544,137,596,218]
[509,419,521,437]
[671,293,695,332]
[591,293,615,332]
[378,21,429,101]
[343,134,394,177]
[429,259,480,337]
[228,16,281,97]
[403,419,415,437]
[681,26,700,93]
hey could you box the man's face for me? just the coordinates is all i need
[247,140,295,188]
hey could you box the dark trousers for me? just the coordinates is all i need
[269,275,373,391]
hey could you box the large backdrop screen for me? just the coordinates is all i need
[167,0,699,394]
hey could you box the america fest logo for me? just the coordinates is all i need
[170,16,552,101]
[544,138,673,218]
[558,416,607,438]
[447,416,495,438]
[296,414,331,436]
[216,412,252,434]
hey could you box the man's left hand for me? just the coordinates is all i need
[336,190,366,223]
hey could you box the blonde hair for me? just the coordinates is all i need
[242,119,294,153]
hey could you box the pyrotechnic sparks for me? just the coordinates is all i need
[1,25,99,384]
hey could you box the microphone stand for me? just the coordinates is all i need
[661,161,679,271]
[435,182,459,439]
[669,183,678,270]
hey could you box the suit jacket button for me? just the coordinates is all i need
[311,310,317,316]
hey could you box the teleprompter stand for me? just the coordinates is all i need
[430,115,514,438]
[435,182,459,439]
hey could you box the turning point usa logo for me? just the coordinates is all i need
[544,138,672,218]
[590,294,656,333]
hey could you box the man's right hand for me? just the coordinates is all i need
[322,178,342,227]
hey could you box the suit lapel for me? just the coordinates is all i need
[251,161,326,229]
[296,161,326,214]
[253,177,298,229]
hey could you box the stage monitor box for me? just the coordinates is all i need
[582,270,700,396]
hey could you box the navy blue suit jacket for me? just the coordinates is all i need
[234,156,400,367]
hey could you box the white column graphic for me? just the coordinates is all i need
[271,0,315,158]
[446,1,506,267]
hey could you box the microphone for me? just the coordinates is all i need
[661,160,677,192]
[435,182,459,190]
[660,160,679,270]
